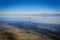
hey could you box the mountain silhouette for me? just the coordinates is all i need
[0,24,53,40]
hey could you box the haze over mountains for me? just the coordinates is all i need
[0,16,60,24]
[0,0,60,40]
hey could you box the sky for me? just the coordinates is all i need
[0,0,60,24]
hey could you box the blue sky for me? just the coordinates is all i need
[0,0,60,14]
[0,0,60,24]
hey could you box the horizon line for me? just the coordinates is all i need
[0,14,60,17]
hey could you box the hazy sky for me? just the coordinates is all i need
[0,0,60,24]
